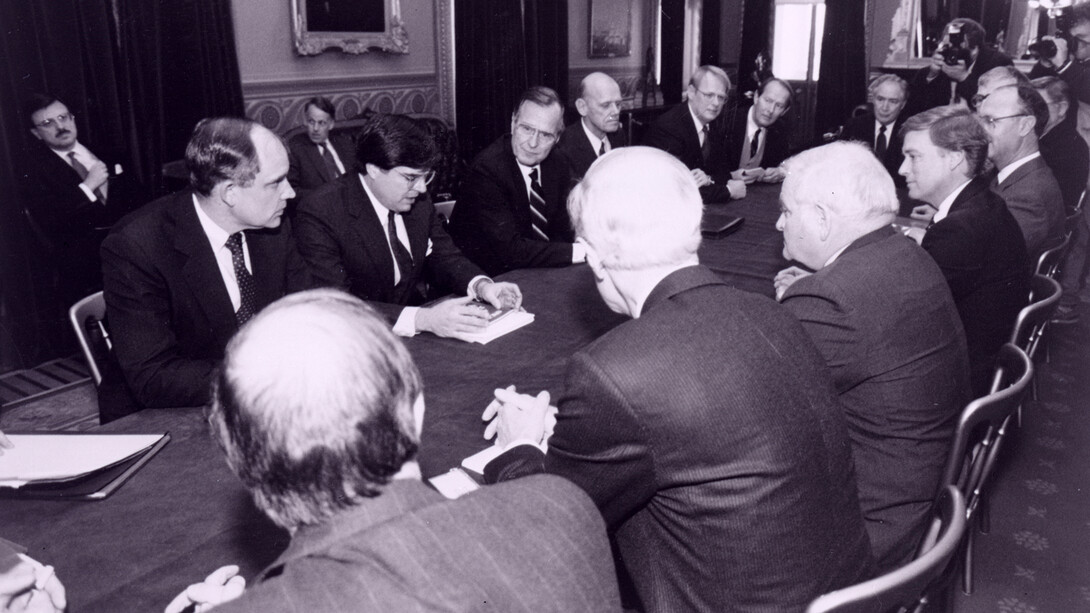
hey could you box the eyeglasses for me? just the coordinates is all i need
[34,113,75,129]
[394,169,436,187]
[305,119,332,128]
[695,89,728,104]
[977,113,1029,129]
[514,123,558,145]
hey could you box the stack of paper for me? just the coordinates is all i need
[461,307,535,344]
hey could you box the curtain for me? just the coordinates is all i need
[659,0,686,104]
[737,0,773,97]
[524,0,569,106]
[813,0,866,140]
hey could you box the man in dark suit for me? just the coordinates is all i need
[99,118,313,422]
[449,86,583,275]
[979,83,1066,261]
[286,96,357,202]
[556,72,628,179]
[482,147,873,612]
[840,74,909,188]
[165,290,622,613]
[726,77,793,184]
[296,113,521,339]
[898,107,1029,395]
[642,65,746,202]
[907,18,1012,115]
[774,141,970,571]
[1032,76,1089,213]
[18,93,138,304]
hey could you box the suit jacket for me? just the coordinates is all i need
[555,119,628,179]
[286,132,358,202]
[907,46,1013,116]
[780,226,970,571]
[213,476,622,613]
[99,191,314,422]
[295,174,483,322]
[991,156,1066,261]
[486,266,874,612]
[448,136,575,276]
[726,105,792,172]
[921,177,1030,396]
[841,112,907,189]
[641,102,735,202]
[1039,116,1090,213]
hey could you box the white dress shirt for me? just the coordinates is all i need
[996,152,1042,185]
[932,178,973,224]
[193,195,251,311]
[53,142,106,202]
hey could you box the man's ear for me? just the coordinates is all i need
[1018,116,1036,138]
[946,150,966,172]
[582,239,607,281]
[575,98,589,118]
[30,128,43,141]
[216,181,236,208]
[815,203,833,242]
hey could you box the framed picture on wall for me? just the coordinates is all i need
[291,0,408,55]
[589,0,632,58]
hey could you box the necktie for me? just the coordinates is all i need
[701,124,712,163]
[319,144,340,179]
[387,210,413,290]
[750,128,762,159]
[68,151,107,202]
[528,168,550,240]
[225,233,258,325]
[875,125,888,159]
[598,140,607,157]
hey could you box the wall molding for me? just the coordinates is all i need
[434,0,455,125]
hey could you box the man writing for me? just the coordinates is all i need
[556,72,628,179]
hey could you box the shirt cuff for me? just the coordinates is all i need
[78,183,98,202]
[572,243,587,263]
[393,307,420,336]
[467,275,492,301]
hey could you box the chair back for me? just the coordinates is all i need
[806,486,967,613]
[68,291,111,386]
[1010,274,1062,360]
[1035,232,1071,278]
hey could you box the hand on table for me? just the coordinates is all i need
[774,266,812,301]
[690,169,712,188]
[731,168,763,184]
[909,204,937,223]
[726,179,747,199]
[478,281,522,310]
[164,565,245,613]
[416,297,490,340]
[482,386,555,448]
[759,167,786,183]
[2,554,66,613]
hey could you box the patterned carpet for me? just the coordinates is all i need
[952,298,1090,613]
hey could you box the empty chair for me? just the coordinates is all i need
[68,291,111,385]
[806,485,967,613]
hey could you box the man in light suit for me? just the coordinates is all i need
[840,74,909,188]
[774,141,970,571]
[295,113,522,340]
[449,86,583,276]
[979,83,1065,261]
[165,289,622,613]
[642,65,746,202]
[100,117,313,422]
[482,147,873,612]
[286,96,357,202]
[556,72,628,179]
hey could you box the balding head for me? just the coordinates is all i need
[978,84,1048,169]
[974,66,1030,108]
[576,72,623,138]
[210,289,423,531]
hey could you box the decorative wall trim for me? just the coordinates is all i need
[434,0,455,125]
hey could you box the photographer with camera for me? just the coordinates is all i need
[908,18,1012,116]
[1028,4,1090,107]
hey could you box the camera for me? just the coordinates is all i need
[1027,39,1058,61]
[936,25,973,66]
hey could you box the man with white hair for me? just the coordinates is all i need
[166,289,622,613]
[840,74,909,187]
[482,147,873,612]
[774,141,970,571]
[556,72,628,178]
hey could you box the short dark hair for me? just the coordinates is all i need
[1011,82,1051,139]
[303,96,335,118]
[23,93,60,126]
[947,18,986,49]
[511,86,563,119]
[901,106,991,177]
[1070,3,1090,27]
[185,117,262,197]
[758,77,794,110]
[355,113,439,171]
[1032,76,1073,122]
[209,289,422,530]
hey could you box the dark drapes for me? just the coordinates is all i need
[659,0,686,104]
[813,0,867,139]
[524,0,569,107]
[737,0,773,96]
[0,0,243,371]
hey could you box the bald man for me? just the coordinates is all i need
[556,72,629,178]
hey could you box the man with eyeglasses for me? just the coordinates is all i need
[18,93,138,305]
[556,72,628,179]
[449,86,583,275]
[643,65,747,202]
[1028,3,1090,108]
[978,83,1066,261]
[296,113,521,340]
[286,96,359,202]
[728,77,794,184]
[840,74,909,189]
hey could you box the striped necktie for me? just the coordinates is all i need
[528,168,549,240]
[319,144,340,178]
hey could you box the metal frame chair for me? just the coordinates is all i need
[68,291,110,386]
[1035,232,1071,278]
[806,486,966,613]
[1010,274,1061,402]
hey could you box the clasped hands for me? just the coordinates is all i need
[415,281,522,340]
[482,385,557,449]
[774,266,812,301]
[164,565,245,613]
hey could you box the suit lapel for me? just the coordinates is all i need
[348,177,398,290]
[303,143,333,183]
[170,193,238,335]
[996,157,1045,191]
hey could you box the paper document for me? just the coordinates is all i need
[461,308,535,344]
[0,434,165,488]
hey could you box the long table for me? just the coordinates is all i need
[0,185,788,612]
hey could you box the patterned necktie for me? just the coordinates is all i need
[319,144,340,179]
[225,232,257,325]
[387,210,413,290]
[528,168,550,240]
[701,124,711,163]
[750,128,762,159]
[68,151,107,202]
[875,125,888,159]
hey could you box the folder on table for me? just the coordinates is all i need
[701,214,744,238]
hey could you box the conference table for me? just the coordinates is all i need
[0,185,789,612]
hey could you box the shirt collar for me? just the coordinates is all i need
[932,178,973,224]
[823,242,852,268]
[688,103,706,136]
[581,118,607,154]
[192,194,234,250]
[996,152,1041,184]
[746,106,762,141]
[51,140,92,164]
[360,173,394,223]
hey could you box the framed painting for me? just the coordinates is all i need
[589,0,632,58]
[291,0,409,55]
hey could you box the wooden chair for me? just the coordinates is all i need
[806,486,966,613]
[68,291,111,386]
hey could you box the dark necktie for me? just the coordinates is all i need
[875,125,888,159]
[528,168,550,240]
[387,210,413,291]
[750,128,762,159]
[319,144,340,179]
[225,232,258,325]
[68,151,107,202]
[701,124,711,163]
[598,140,607,157]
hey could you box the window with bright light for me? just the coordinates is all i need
[771,0,826,81]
